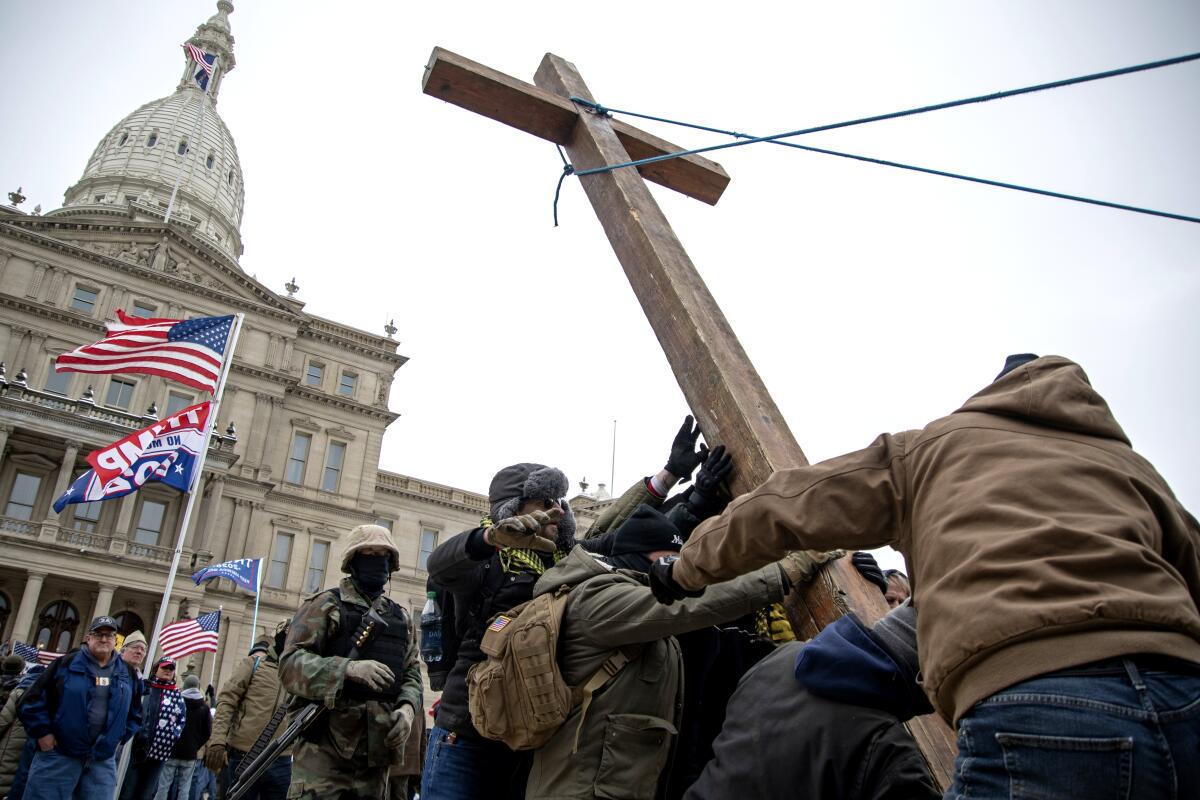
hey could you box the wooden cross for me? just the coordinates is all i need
[423,47,956,787]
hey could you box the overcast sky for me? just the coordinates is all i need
[2,1,1197,572]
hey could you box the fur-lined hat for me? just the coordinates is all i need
[340,524,400,572]
[488,463,576,544]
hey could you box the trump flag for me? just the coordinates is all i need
[53,402,211,513]
[191,558,263,593]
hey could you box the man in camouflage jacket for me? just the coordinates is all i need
[280,524,423,800]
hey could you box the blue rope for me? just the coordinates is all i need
[567,51,1200,187]
[553,145,573,226]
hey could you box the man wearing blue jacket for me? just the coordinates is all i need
[18,615,143,800]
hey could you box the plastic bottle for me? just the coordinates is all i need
[420,591,443,663]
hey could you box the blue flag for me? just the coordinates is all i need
[192,558,263,593]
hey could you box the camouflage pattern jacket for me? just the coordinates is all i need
[280,578,423,767]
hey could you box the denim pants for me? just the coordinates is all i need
[184,758,216,800]
[219,748,292,800]
[7,735,37,800]
[420,726,532,800]
[24,748,118,800]
[154,757,197,800]
[946,658,1200,800]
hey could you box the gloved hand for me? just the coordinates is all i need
[203,742,228,774]
[665,415,709,483]
[385,703,416,748]
[649,555,705,605]
[687,445,734,518]
[851,551,888,595]
[777,549,844,588]
[486,507,563,552]
[345,659,395,692]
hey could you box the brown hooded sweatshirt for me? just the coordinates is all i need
[673,356,1200,723]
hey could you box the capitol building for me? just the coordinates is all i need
[0,2,604,688]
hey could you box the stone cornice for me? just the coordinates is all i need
[375,470,488,515]
[287,384,400,424]
[299,317,408,366]
[0,294,106,337]
[262,484,377,520]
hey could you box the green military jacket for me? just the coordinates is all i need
[280,577,423,768]
[525,547,786,800]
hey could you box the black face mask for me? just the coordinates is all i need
[605,552,653,574]
[349,553,391,595]
[274,628,288,655]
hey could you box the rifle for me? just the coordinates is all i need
[227,600,389,800]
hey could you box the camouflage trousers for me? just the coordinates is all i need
[286,738,391,800]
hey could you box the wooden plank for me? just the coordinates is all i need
[422,47,731,205]
[531,52,957,790]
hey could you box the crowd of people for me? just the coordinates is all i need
[2,354,1197,799]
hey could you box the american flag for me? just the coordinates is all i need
[56,311,233,394]
[159,610,221,660]
[11,641,39,663]
[184,43,217,90]
[36,648,66,665]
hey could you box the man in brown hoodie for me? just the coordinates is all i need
[650,354,1200,798]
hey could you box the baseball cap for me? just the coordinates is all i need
[89,615,118,632]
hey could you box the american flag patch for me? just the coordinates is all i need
[488,616,512,633]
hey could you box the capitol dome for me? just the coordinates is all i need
[52,1,246,262]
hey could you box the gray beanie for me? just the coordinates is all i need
[871,600,919,677]
[488,462,576,545]
[183,674,201,690]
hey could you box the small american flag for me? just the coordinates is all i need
[184,43,217,90]
[56,311,233,394]
[11,641,39,663]
[488,616,512,633]
[37,649,66,665]
[159,610,221,660]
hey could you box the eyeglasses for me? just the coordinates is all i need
[91,632,117,640]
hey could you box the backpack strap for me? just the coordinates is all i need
[571,644,642,754]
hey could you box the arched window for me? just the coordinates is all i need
[118,132,129,146]
[205,153,215,169]
[147,132,158,148]
[35,600,79,652]
[113,610,144,638]
[227,170,234,186]
[0,592,10,639]
[177,140,188,156]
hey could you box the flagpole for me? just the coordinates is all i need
[164,54,218,226]
[208,603,223,690]
[250,556,263,643]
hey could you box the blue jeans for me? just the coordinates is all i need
[7,735,37,800]
[420,727,531,800]
[220,748,292,800]
[184,758,216,800]
[24,747,118,800]
[946,658,1200,799]
[154,758,197,800]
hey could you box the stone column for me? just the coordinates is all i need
[218,615,244,687]
[223,498,253,562]
[245,393,274,467]
[167,596,182,622]
[46,442,80,522]
[92,585,115,619]
[10,572,47,643]
[0,424,12,461]
[192,476,225,553]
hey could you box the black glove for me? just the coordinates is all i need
[851,551,888,595]
[687,445,733,518]
[648,555,705,604]
[665,415,709,483]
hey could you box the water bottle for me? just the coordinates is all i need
[420,591,443,663]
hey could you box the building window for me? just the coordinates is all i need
[94,194,106,203]
[227,169,234,185]
[419,528,439,571]
[285,432,311,485]
[36,600,79,652]
[177,140,188,155]
[113,611,144,638]
[72,498,103,532]
[119,132,129,146]
[305,362,324,387]
[374,518,393,532]
[206,153,215,169]
[105,378,136,410]
[267,532,294,589]
[337,373,357,397]
[147,131,158,148]
[71,286,99,314]
[133,499,167,545]
[165,391,193,417]
[44,357,72,395]
[304,540,330,594]
[4,473,42,520]
[130,301,157,319]
[321,442,346,493]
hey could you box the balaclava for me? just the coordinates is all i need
[995,353,1039,381]
[488,462,577,551]
[605,505,685,573]
[273,624,289,656]
[349,552,391,596]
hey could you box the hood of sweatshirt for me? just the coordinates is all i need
[793,614,932,721]
[181,687,204,701]
[955,355,1129,445]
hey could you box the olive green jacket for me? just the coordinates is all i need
[280,578,423,768]
[0,685,28,797]
[525,547,786,800]
[585,478,663,539]
[211,646,290,754]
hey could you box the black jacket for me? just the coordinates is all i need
[170,691,212,760]
[685,618,939,800]
[427,527,555,737]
